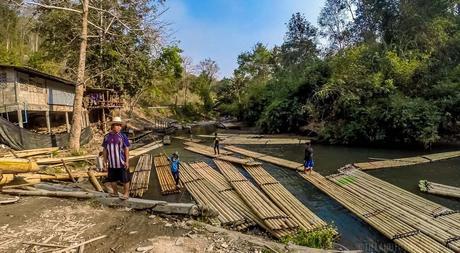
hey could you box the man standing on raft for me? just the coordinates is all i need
[304,142,314,175]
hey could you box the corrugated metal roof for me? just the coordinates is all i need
[0,64,76,86]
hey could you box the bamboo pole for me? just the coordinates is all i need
[419,180,460,199]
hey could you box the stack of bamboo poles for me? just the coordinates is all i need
[353,150,460,170]
[214,160,297,237]
[0,147,59,158]
[153,154,180,195]
[329,166,460,252]
[129,140,163,157]
[183,142,233,155]
[224,146,455,253]
[242,164,328,233]
[184,143,261,166]
[180,163,249,230]
[419,180,460,199]
[129,154,152,197]
[188,162,260,228]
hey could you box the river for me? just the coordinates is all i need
[142,130,460,252]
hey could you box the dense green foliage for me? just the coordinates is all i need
[216,1,460,147]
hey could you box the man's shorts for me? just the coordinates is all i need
[304,160,314,169]
[106,168,131,183]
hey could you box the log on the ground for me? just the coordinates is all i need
[87,170,104,192]
[0,158,40,173]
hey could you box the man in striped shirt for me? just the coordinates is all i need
[102,117,131,200]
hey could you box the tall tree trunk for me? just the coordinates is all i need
[68,0,89,153]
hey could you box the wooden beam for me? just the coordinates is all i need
[65,111,70,133]
[45,110,51,133]
[17,108,23,128]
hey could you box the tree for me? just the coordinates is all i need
[15,0,166,152]
[281,12,318,66]
[318,0,356,52]
[192,58,219,112]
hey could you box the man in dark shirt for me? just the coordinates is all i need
[304,142,314,175]
[213,132,220,155]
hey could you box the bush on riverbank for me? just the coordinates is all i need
[281,226,337,249]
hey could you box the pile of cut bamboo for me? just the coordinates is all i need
[180,163,249,229]
[353,150,460,170]
[419,180,460,199]
[214,160,297,237]
[197,134,310,145]
[242,164,328,233]
[0,147,59,158]
[129,154,152,197]
[184,143,261,166]
[153,154,180,195]
[225,145,457,253]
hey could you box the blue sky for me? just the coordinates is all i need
[163,0,325,78]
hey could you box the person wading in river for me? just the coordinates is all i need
[304,142,314,175]
[213,132,220,155]
[102,116,131,200]
[168,151,181,189]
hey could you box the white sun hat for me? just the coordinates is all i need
[109,116,125,126]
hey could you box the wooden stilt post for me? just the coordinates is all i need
[86,111,90,127]
[65,111,70,133]
[45,110,51,133]
[17,107,23,128]
[102,108,106,132]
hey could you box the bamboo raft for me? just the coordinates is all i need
[328,167,460,252]
[183,142,233,155]
[419,180,460,199]
[184,143,261,166]
[214,160,298,237]
[153,154,180,195]
[180,163,249,230]
[242,164,328,233]
[188,162,260,228]
[197,134,310,145]
[353,150,460,170]
[129,154,152,197]
[225,146,457,253]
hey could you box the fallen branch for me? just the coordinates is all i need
[0,196,20,204]
[52,235,107,253]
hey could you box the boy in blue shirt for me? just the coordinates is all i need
[168,151,181,189]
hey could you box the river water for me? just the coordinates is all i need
[142,130,460,252]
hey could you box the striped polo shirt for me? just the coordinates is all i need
[102,132,130,168]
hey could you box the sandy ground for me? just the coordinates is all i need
[0,195,330,253]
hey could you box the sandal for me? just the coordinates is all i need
[119,195,129,200]
[109,193,118,197]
